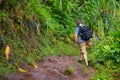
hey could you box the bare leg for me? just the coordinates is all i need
[80,42,88,66]
[80,54,83,60]
[83,53,88,66]
[88,39,92,48]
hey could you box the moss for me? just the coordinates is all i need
[64,67,75,75]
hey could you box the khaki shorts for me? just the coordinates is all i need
[80,39,92,54]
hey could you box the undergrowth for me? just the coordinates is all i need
[0,0,120,80]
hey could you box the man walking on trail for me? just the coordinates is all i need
[74,20,92,66]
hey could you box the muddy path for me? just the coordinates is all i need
[3,55,95,80]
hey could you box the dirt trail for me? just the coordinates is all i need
[3,55,95,80]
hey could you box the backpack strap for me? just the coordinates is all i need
[78,26,82,36]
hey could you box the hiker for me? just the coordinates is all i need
[74,20,92,66]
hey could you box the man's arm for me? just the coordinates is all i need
[74,34,78,43]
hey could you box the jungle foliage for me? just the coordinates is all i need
[0,0,120,80]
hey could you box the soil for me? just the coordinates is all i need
[3,55,95,80]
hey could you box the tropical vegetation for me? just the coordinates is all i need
[0,0,120,80]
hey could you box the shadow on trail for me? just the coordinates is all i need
[3,55,95,80]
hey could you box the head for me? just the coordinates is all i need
[76,20,82,26]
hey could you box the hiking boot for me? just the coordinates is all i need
[86,64,89,67]
[78,60,83,63]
